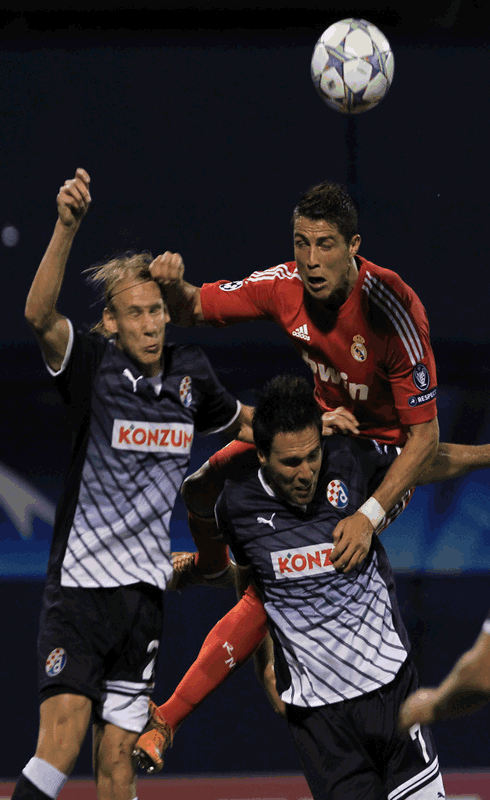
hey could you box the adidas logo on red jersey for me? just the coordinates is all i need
[292,324,310,341]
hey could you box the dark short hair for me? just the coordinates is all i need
[293,181,358,244]
[252,375,322,458]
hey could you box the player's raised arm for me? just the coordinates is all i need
[331,417,439,573]
[25,168,91,371]
[149,251,204,327]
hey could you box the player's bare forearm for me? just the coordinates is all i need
[149,252,205,326]
[435,630,490,714]
[372,417,439,513]
[331,418,439,573]
[25,220,77,332]
[164,280,204,326]
[25,168,91,368]
[416,442,490,485]
[399,630,490,729]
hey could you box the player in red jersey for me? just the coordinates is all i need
[150,180,439,572]
[131,182,490,773]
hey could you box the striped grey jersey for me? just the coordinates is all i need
[216,435,411,707]
[46,323,239,590]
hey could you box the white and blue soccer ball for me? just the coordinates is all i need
[311,18,394,114]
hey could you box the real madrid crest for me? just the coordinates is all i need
[351,334,367,362]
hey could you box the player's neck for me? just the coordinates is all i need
[320,256,359,311]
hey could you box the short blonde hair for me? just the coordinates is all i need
[84,251,154,337]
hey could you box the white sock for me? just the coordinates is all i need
[23,757,68,799]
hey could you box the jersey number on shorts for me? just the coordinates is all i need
[410,723,430,763]
[142,639,160,682]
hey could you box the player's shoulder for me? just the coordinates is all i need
[322,433,396,475]
[359,256,418,301]
[76,325,109,347]
[165,341,204,358]
[164,341,206,368]
[69,326,110,368]
[245,261,301,286]
[357,257,427,338]
[164,342,223,387]
[321,434,361,473]
[220,469,262,510]
[225,466,261,494]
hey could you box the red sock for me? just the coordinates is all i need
[157,585,267,732]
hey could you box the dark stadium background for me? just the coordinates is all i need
[1,0,490,783]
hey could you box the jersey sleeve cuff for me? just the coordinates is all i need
[44,319,74,376]
[200,399,242,436]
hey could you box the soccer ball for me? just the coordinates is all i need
[311,18,394,114]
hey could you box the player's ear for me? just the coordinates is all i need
[257,450,267,468]
[103,306,118,335]
[349,234,361,256]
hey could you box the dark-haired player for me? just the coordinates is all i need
[146,376,447,799]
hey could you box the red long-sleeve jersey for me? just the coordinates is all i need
[200,256,437,447]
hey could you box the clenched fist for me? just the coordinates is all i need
[57,168,91,228]
[149,251,185,288]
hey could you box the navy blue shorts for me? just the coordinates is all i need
[37,581,164,733]
[286,658,445,800]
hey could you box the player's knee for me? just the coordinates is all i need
[37,693,92,772]
[95,725,138,782]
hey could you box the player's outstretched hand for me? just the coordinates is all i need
[398,689,438,731]
[330,512,374,573]
[322,407,359,437]
[150,251,185,288]
[57,168,91,228]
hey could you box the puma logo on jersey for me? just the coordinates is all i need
[123,368,145,393]
[257,513,276,529]
[292,324,310,341]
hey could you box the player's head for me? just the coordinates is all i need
[293,181,358,243]
[292,182,361,309]
[85,252,170,377]
[253,375,322,505]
